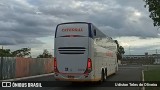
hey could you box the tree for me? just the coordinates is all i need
[11,48,31,57]
[0,47,31,57]
[119,46,125,55]
[37,49,52,58]
[0,48,13,57]
[114,40,125,60]
[144,0,160,26]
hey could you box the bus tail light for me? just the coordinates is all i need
[54,57,59,73]
[84,58,92,74]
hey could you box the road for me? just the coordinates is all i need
[0,64,143,90]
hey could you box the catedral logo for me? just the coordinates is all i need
[62,28,83,32]
[106,51,113,57]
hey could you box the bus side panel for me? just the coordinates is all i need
[93,38,118,78]
[93,39,103,81]
[105,42,118,76]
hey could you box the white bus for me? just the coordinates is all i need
[54,22,118,82]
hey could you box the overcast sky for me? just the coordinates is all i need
[0,0,160,57]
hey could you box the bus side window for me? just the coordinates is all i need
[94,29,96,36]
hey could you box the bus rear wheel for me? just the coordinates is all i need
[104,68,107,80]
[96,69,106,84]
[100,70,106,82]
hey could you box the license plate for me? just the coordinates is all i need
[68,75,74,79]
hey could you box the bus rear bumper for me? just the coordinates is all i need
[55,78,100,82]
[54,73,100,82]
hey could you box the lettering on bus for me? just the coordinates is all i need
[106,51,113,57]
[62,28,83,32]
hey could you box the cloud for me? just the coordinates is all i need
[0,0,57,46]
[115,36,160,55]
[35,0,158,38]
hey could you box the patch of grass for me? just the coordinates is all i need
[145,87,160,90]
[144,69,160,90]
[144,69,160,81]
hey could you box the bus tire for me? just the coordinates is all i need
[96,70,105,84]
[101,69,105,82]
[114,66,118,75]
[105,68,107,80]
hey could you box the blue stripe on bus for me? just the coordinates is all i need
[88,23,93,38]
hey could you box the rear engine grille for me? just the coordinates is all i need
[58,47,86,54]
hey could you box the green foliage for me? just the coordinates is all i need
[0,49,13,57]
[37,49,52,58]
[0,47,31,57]
[119,46,125,54]
[144,0,160,26]
[114,40,125,60]
[11,48,31,57]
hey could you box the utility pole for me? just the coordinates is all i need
[129,46,131,55]
[156,49,158,63]
[156,49,158,55]
[156,49,157,58]
[0,46,3,79]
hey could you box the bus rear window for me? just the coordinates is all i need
[55,24,89,38]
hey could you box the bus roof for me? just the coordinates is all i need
[57,22,92,26]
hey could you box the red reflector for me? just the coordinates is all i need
[88,58,92,69]
[84,58,92,74]
[54,57,57,67]
[54,57,59,73]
